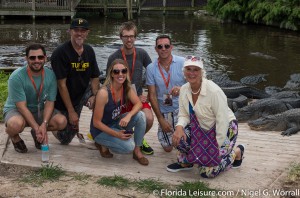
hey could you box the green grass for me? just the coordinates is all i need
[0,71,9,122]
[73,173,91,184]
[96,175,214,197]
[287,162,300,182]
[20,163,65,186]
[96,175,131,189]
[134,178,168,194]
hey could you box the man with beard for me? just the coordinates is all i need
[3,43,67,153]
[51,18,100,145]
[105,21,154,155]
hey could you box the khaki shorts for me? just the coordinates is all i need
[4,108,61,126]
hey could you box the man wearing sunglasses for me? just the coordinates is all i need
[51,18,100,145]
[146,35,186,152]
[106,21,154,155]
[3,43,67,153]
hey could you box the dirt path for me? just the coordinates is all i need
[1,107,300,197]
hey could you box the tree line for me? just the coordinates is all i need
[207,0,300,31]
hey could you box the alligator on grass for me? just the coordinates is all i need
[235,98,300,121]
[248,108,300,136]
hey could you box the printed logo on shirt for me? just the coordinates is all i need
[112,104,126,120]
[71,62,90,71]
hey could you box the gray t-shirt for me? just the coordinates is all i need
[106,48,152,96]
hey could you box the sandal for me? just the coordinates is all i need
[232,144,245,168]
[31,129,41,150]
[95,142,113,158]
[12,138,28,153]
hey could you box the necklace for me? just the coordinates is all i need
[191,87,201,95]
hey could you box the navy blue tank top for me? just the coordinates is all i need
[90,85,126,138]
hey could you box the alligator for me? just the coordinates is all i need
[221,85,270,99]
[248,108,300,136]
[271,91,300,99]
[235,98,300,122]
[227,94,248,112]
[240,74,268,85]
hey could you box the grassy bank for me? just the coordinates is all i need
[0,72,9,121]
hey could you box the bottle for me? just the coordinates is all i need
[41,144,49,163]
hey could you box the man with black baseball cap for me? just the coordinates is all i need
[70,18,89,30]
[51,18,100,145]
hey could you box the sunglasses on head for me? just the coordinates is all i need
[112,68,128,75]
[185,55,202,62]
[28,55,45,61]
[157,44,171,50]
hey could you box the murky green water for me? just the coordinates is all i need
[0,15,299,90]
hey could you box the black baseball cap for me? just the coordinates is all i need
[70,18,89,30]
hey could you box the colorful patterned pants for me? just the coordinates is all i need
[177,120,238,178]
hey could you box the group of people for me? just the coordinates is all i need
[3,18,245,178]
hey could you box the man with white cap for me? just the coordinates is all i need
[51,18,100,144]
[166,55,245,178]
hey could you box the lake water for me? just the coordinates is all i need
[1,14,300,90]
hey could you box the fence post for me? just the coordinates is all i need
[163,0,166,15]
[104,0,108,16]
[32,0,35,11]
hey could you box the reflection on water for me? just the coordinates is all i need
[0,15,300,89]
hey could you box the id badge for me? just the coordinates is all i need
[163,93,173,106]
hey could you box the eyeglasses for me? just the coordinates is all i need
[112,68,128,75]
[157,44,171,50]
[185,55,202,61]
[121,35,135,40]
[28,55,45,61]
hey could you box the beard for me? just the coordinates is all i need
[28,63,43,73]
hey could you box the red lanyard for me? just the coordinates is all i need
[27,67,44,103]
[111,85,123,106]
[121,47,136,80]
[158,58,172,89]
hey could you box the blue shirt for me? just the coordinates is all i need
[146,55,186,113]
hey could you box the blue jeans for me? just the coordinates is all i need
[94,111,146,154]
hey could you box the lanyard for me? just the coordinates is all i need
[158,57,172,89]
[111,85,123,106]
[121,47,136,80]
[26,66,44,118]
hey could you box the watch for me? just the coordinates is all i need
[43,120,48,127]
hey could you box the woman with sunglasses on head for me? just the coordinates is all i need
[166,56,245,178]
[90,59,149,166]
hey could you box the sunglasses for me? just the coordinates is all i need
[185,55,202,61]
[157,44,171,50]
[112,68,128,75]
[28,55,45,61]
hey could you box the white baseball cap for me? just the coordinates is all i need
[183,55,203,69]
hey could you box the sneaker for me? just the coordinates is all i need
[166,163,193,173]
[141,139,154,155]
[232,144,245,169]
[87,132,94,142]
[31,129,41,150]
